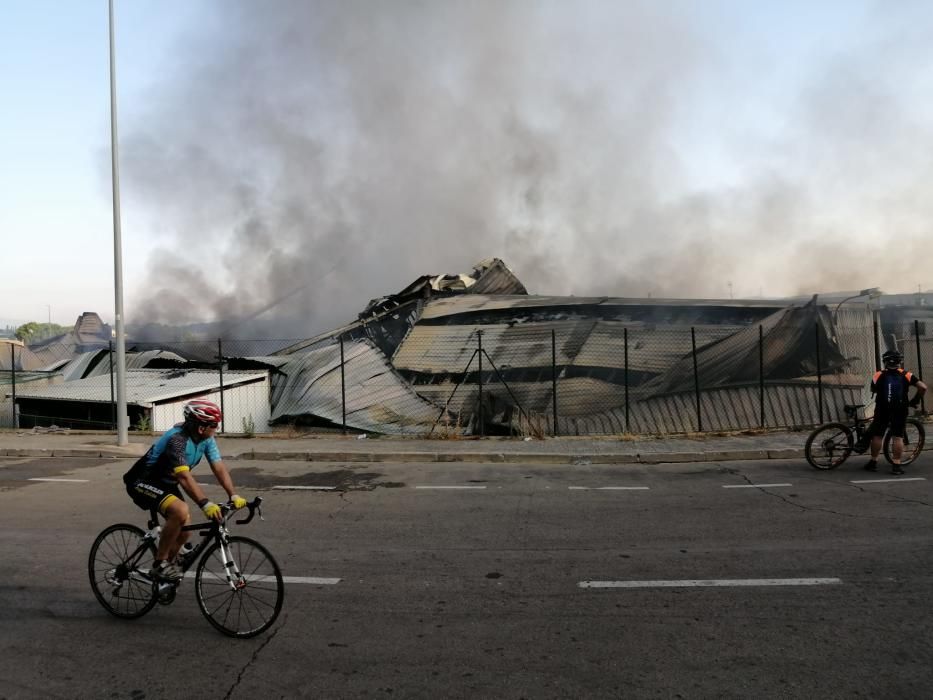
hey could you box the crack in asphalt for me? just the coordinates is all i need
[223,612,286,700]
[328,490,355,520]
[801,471,933,510]
[732,470,815,513]
[728,467,933,517]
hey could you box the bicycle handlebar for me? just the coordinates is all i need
[228,496,263,525]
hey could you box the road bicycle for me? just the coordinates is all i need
[804,404,926,470]
[88,497,284,638]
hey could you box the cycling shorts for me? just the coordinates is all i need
[867,405,907,439]
[126,477,183,515]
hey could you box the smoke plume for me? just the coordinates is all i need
[122,1,933,337]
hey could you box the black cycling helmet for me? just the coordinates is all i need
[882,349,903,368]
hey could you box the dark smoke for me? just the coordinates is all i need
[122,1,933,337]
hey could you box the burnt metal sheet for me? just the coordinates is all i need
[419,294,787,321]
[466,258,528,295]
[270,339,439,435]
[11,369,266,405]
[552,382,864,435]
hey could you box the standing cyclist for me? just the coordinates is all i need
[863,349,926,475]
[123,399,247,581]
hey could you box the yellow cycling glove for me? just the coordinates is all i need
[231,494,247,510]
[200,500,222,521]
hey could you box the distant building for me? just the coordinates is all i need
[11,368,270,432]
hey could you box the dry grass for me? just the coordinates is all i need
[424,412,467,440]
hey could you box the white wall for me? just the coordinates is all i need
[151,378,272,433]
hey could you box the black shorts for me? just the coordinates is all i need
[867,406,908,439]
[126,478,184,515]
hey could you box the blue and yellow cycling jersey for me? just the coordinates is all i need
[140,423,222,483]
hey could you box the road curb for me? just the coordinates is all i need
[1,446,807,464]
[222,449,803,465]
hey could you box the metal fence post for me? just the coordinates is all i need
[109,341,116,430]
[873,315,881,371]
[624,327,630,433]
[217,338,225,433]
[477,330,484,437]
[551,329,558,437]
[916,319,926,413]
[691,327,702,432]
[759,325,765,428]
[10,343,16,429]
[340,336,347,434]
[815,322,823,424]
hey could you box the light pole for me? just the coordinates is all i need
[109,0,128,445]
[832,287,881,320]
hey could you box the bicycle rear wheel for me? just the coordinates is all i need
[805,422,854,469]
[883,418,926,466]
[88,523,158,619]
[194,535,284,638]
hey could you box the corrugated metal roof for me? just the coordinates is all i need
[11,369,266,405]
[59,350,106,381]
[514,382,865,435]
[237,356,292,368]
[394,320,741,376]
[46,349,190,382]
[0,340,43,371]
[419,294,787,320]
[87,349,188,376]
[271,339,439,434]
[467,258,528,295]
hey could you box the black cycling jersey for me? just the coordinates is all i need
[871,368,919,409]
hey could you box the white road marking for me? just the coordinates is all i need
[184,572,340,584]
[722,483,793,489]
[415,485,487,490]
[27,478,89,483]
[274,575,341,585]
[850,477,926,484]
[273,485,337,490]
[579,578,842,589]
[568,486,650,491]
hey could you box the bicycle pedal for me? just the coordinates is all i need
[157,584,177,605]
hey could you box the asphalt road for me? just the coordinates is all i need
[1,454,932,699]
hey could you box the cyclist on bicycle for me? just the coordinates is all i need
[861,349,926,475]
[122,399,247,581]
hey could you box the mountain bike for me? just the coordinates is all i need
[88,497,284,638]
[804,404,926,470]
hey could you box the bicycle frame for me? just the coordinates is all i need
[90,495,281,637]
[845,405,919,446]
[140,498,264,589]
[841,405,868,438]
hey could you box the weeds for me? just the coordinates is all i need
[241,414,256,438]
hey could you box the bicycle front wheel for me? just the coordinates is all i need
[88,524,158,619]
[805,422,853,469]
[195,535,284,638]
[883,418,926,466]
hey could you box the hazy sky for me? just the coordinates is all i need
[2,1,931,335]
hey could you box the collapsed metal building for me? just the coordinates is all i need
[246,259,884,435]
[6,259,923,436]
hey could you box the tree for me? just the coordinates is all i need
[14,322,39,343]
[13,322,72,344]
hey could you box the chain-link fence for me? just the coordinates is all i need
[0,338,297,433]
[0,316,924,436]
[393,316,884,436]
